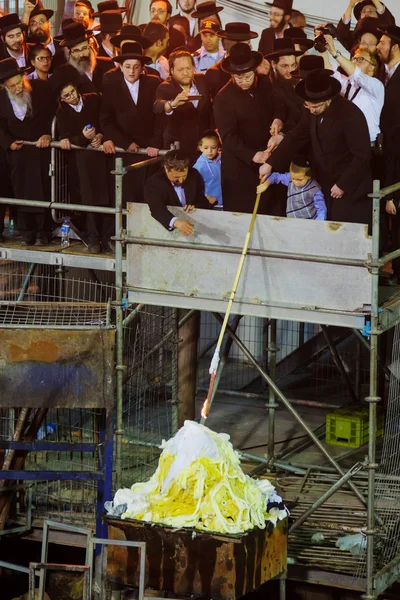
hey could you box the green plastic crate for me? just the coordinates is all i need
[326,404,384,448]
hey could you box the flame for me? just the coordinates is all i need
[201,397,210,420]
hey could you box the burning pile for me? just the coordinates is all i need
[106,421,287,535]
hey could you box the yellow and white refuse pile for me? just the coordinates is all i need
[105,420,287,535]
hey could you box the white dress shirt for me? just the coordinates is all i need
[70,95,84,113]
[333,66,384,142]
[9,97,27,120]
[47,38,56,56]
[124,77,140,104]
[169,183,187,228]
[150,55,169,81]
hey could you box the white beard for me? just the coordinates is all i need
[6,80,33,117]
[69,50,96,76]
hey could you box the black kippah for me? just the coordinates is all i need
[291,155,311,169]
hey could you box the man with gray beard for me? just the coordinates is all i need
[0,58,55,245]
[56,21,113,93]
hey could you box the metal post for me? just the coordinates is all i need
[114,157,124,490]
[268,320,278,464]
[363,179,382,600]
[211,312,379,517]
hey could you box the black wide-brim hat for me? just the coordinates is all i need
[92,0,127,17]
[217,22,258,40]
[29,1,54,21]
[265,0,293,12]
[354,0,375,21]
[191,1,224,19]
[98,10,123,33]
[284,27,314,50]
[49,63,81,95]
[110,24,151,49]
[56,21,94,47]
[221,43,263,74]
[265,39,303,61]
[291,55,329,79]
[0,13,28,35]
[0,57,30,82]
[113,41,152,64]
[377,25,400,45]
[353,16,381,41]
[295,68,341,102]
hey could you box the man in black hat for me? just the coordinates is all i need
[58,21,113,92]
[147,0,185,56]
[258,0,293,57]
[205,22,258,101]
[170,0,198,40]
[0,57,55,245]
[0,14,30,67]
[96,10,122,59]
[260,69,372,226]
[376,26,400,281]
[213,43,285,215]
[337,0,395,52]
[283,26,314,55]
[23,2,66,71]
[185,1,224,52]
[143,22,170,80]
[266,38,303,133]
[154,48,212,153]
[193,20,224,72]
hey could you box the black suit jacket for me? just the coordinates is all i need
[267,95,372,223]
[100,71,162,150]
[206,59,230,101]
[258,27,283,56]
[154,74,212,152]
[381,66,400,202]
[270,75,303,133]
[144,168,210,229]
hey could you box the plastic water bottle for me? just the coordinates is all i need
[60,219,70,248]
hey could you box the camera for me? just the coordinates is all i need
[314,23,337,53]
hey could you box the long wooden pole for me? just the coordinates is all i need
[200,184,263,423]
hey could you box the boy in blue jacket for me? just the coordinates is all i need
[257,155,327,220]
[193,130,222,209]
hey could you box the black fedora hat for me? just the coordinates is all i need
[0,57,30,82]
[49,63,81,95]
[98,10,122,33]
[113,41,152,64]
[353,17,381,41]
[265,38,303,61]
[265,0,293,13]
[378,25,400,45]
[57,21,93,47]
[284,27,314,50]
[92,0,127,18]
[221,42,263,74]
[291,55,330,79]
[354,1,376,21]
[29,1,54,21]
[0,13,27,35]
[296,68,341,102]
[191,1,224,19]
[110,24,151,49]
[217,22,258,41]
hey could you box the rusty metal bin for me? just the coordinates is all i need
[106,516,288,599]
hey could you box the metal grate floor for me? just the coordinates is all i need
[0,301,110,328]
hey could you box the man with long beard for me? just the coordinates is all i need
[0,13,30,67]
[58,21,113,92]
[0,57,55,245]
[258,0,292,56]
[23,1,66,70]
[266,38,303,133]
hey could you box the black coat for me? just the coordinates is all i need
[270,75,303,133]
[381,65,400,204]
[0,79,55,204]
[213,75,285,213]
[144,167,210,229]
[100,71,162,150]
[258,27,282,57]
[205,59,230,101]
[56,92,112,206]
[337,7,396,52]
[268,95,372,225]
[154,73,212,152]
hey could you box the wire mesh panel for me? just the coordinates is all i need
[121,305,178,488]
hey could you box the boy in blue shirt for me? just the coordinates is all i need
[193,130,222,209]
[257,155,327,220]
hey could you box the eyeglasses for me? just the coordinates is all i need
[6,78,23,92]
[352,56,374,66]
[60,89,78,101]
[150,8,167,14]
[30,19,48,26]
[70,45,90,56]
[35,55,52,62]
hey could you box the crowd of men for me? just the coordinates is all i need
[0,0,399,277]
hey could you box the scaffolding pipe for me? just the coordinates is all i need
[268,320,278,464]
[23,140,172,156]
[16,263,37,302]
[289,460,367,533]
[352,329,391,379]
[114,157,124,490]
[211,312,381,521]
[0,197,124,214]
[363,179,382,600]
[196,388,339,409]
[320,325,359,403]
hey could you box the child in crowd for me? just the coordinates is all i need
[257,155,327,220]
[193,130,223,209]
